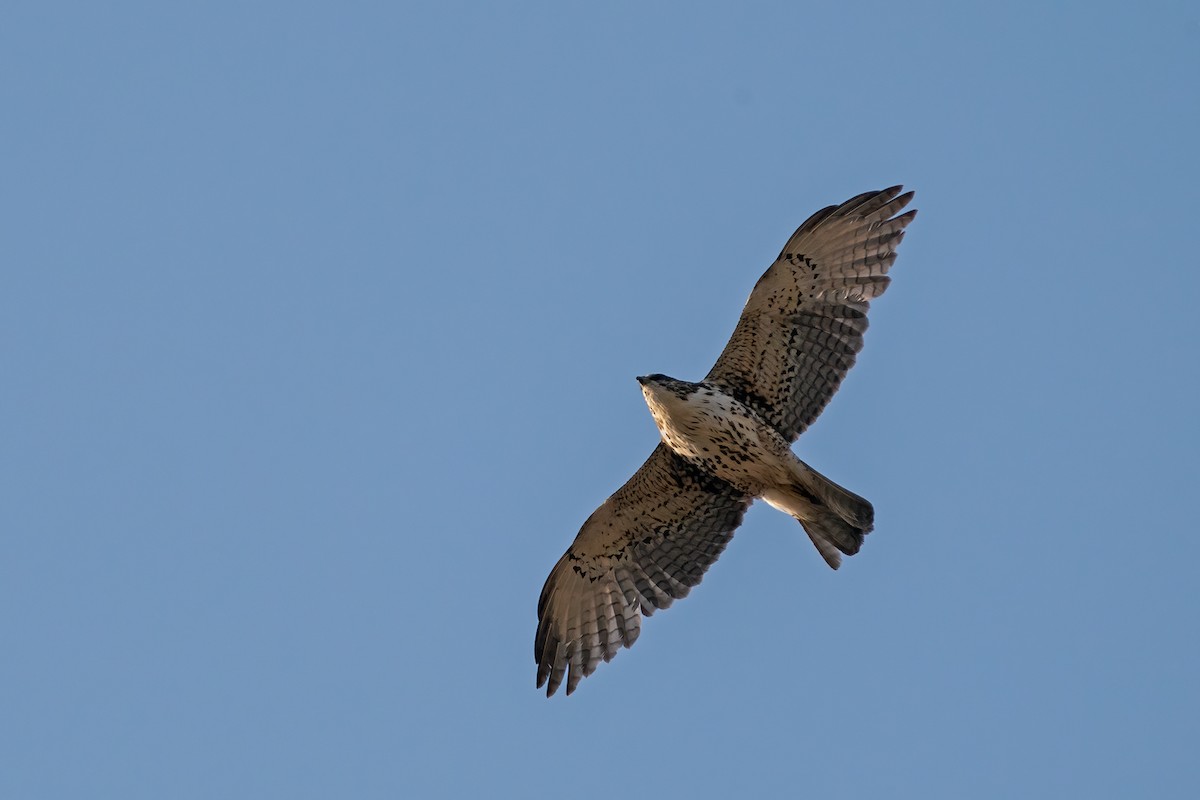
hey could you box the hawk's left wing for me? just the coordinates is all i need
[536,444,751,696]
[705,187,916,442]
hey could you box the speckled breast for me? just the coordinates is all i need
[649,384,788,494]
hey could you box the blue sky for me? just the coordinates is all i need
[3,2,1198,797]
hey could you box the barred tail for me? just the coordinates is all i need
[761,462,874,570]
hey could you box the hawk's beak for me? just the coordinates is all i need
[636,375,648,386]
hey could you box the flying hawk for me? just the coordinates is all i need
[536,186,917,696]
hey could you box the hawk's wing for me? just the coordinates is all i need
[705,186,916,442]
[536,444,751,696]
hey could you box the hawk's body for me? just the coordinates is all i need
[639,374,873,569]
[639,375,796,493]
[536,187,917,696]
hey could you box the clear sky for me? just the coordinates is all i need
[3,2,1198,798]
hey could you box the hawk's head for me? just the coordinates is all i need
[637,374,698,441]
[636,373,697,399]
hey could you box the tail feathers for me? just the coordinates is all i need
[762,464,874,570]
[797,505,869,570]
[801,464,874,532]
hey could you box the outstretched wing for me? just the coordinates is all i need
[705,186,917,442]
[536,444,751,697]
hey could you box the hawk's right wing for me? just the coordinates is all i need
[535,444,751,697]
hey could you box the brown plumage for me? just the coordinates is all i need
[536,187,917,696]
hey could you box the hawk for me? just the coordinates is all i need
[536,186,917,696]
